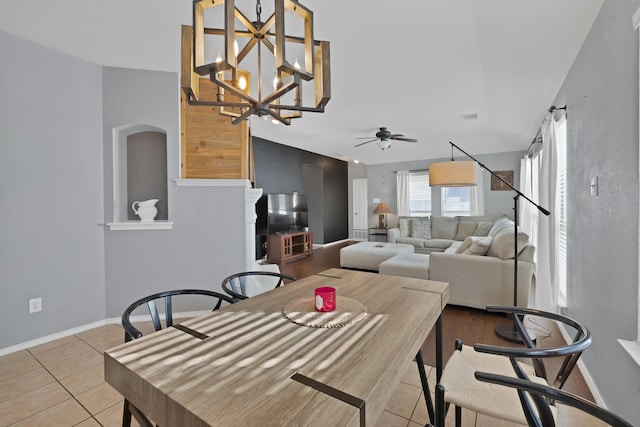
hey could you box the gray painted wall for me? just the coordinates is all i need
[102,67,248,318]
[0,33,251,350]
[364,151,524,228]
[553,0,640,422]
[0,31,106,347]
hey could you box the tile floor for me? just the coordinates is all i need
[0,323,490,427]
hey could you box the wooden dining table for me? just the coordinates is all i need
[104,268,448,426]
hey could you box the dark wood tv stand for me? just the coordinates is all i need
[267,231,313,263]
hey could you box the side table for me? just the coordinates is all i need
[368,227,389,242]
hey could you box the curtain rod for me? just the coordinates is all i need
[392,168,429,174]
[526,105,566,157]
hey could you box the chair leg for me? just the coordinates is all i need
[435,384,446,427]
[415,350,435,424]
[123,399,154,427]
[122,400,132,427]
[455,405,462,427]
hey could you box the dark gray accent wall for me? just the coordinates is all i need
[553,0,640,422]
[0,31,106,348]
[253,137,348,245]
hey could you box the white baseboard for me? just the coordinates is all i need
[0,319,111,356]
[0,310,211,357]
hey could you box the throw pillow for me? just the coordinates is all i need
[410,218,431,239]
[398,218,411,237]
[473,221,493,237]
[487,231,530,259]
[455,236,474,254]
[488,216,513,237]
[454,221,478,241]
[462,237,493,256]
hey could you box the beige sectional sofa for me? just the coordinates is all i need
[385,215,535,309]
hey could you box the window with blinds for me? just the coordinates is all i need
[409,173,432,216]
[557,117,568,307]
[441,187,471,216]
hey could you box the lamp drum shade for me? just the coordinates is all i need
[429,161,478,186]
[373,203,393,214]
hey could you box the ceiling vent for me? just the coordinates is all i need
[461,113,479,121]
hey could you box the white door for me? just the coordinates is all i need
[353,179,368,239]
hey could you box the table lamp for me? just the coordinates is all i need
[373,203,392,228]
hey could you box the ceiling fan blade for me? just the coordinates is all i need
[354,139,378,147]
[391,137,418,142]
[389,134,404,138]
[356,136,376,139]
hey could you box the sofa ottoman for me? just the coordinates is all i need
[379,253,430,280]
[340,242,414,271]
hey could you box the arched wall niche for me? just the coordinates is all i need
[108,123,173,230]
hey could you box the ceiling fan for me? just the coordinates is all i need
[354,127,418,150]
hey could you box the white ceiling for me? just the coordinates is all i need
[0,0,603,165]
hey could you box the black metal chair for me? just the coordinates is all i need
[434,306,592,427]
[475,372,634,426]
[120,289,234,427]
[221,271,296,301]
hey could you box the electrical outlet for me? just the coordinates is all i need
[29,297,42,313]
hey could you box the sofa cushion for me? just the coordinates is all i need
[424,239,457,250]
[461,237,493,256]
[410,218,431,239]
[473,221,493,237]
[454,221,477,241]
[487,231,530,259]
[397,237,426,248]
[430,216,459,239]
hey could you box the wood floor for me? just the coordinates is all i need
[277,239,594,401]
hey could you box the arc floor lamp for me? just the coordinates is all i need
[430,141,550,343]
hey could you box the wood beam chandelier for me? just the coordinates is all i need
[181,0,331,125]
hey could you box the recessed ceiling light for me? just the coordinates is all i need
[461,113,479,121]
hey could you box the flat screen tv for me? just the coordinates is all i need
[267,193,308,234]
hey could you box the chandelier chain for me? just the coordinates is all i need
[256,0,262,22]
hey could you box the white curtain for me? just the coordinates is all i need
[519,155,540,261]
[396,171,410,217]
[535,112,559,312]
[469,167,485,215]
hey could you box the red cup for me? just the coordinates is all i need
[314,287,336,312]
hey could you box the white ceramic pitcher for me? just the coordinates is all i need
[132,199,159,222]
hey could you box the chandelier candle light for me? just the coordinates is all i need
[181,0,331,125]
[430,141,550,343]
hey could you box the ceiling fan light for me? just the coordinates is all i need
[429,161,477,186]
[376,140,391,150]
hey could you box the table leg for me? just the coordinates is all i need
[436,314,443,383]
[415,350,434,424]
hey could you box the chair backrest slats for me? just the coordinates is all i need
[475,372,634,427]
[475,306,592,392]
[165,295,173,327]
[147,300,162,331]
[221,271,296,301]
[122,289,234,342]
